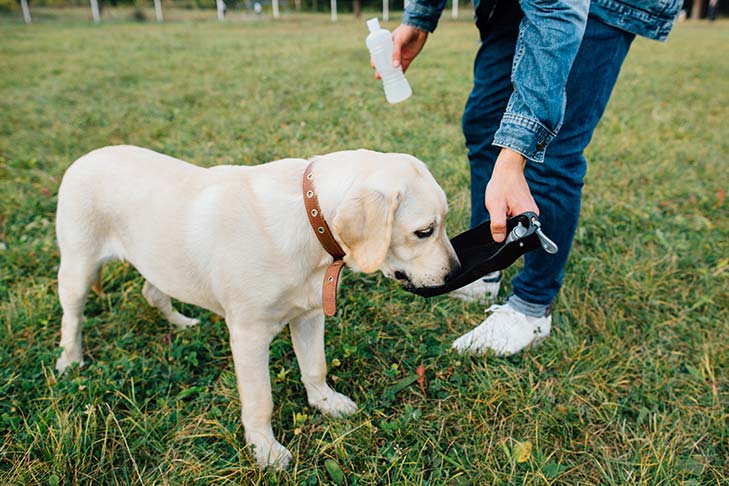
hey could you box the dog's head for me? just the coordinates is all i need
[328,150,460,289]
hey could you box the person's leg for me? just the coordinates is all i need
[451,1,520,304]
[508,17,636,316]
[454,17,635,354]
[462,0,521,230]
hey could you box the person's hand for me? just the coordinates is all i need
[485,148,539,242]
[371,24,428,79]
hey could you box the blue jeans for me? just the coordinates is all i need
[462,5,635,316]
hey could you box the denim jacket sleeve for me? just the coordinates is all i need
[492,0,589,163]
[402,0,447,33]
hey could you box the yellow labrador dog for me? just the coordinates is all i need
[54,145,459,468]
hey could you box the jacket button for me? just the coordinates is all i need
[536,140,546,151]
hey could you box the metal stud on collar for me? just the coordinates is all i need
[311,209,318,217]
[306,190,314,198]
[318,227,325,234]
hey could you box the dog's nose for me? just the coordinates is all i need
[444,259,461,282]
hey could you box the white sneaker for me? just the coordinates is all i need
[451,304,551,356]
[449,271,501,304]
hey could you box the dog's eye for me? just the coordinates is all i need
[414,226,434,239]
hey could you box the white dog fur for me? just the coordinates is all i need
[55,145,459,468]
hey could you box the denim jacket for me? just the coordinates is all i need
[591,0,682,42]
[403,0,681,163]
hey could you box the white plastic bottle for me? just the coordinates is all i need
[366,18,413,104]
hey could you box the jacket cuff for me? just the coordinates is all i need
[402,2,441,33]
[492,112,557,163]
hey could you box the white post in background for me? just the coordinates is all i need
[20,0,32,23]
[154,0,164,22]
[330,0,337,21]
[272,0,280,18]
[382,0,388,21]
[90,0,100,22]
[216,0,225,20]
[451,0,458,18]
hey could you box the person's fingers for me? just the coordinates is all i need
[487,199,507,243]
[370,57,381,79]
[391,35,402,68]
[490,214,507,243]
[511,190,539,217]
[401,57,411,73]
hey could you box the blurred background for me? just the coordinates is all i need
[0,0,723,25]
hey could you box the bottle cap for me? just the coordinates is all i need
[366,18,380,32]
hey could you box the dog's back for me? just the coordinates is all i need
[57,145,202,250]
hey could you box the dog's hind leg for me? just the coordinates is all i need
[142,280,199,329]
[56,256,100,373]
[290,310,358,418]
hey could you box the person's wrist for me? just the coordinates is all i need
[494,148,526,173]
[400,18,431,33]
[396,24,429,41]
[403,24,428,34]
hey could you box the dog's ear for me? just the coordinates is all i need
[333,186,401,273]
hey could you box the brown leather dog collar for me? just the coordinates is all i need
[303,162,346,317]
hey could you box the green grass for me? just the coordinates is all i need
[1,13,727,485]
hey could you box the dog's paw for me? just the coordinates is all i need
[56,351,83,374]
[309,389,358,418]
[170,313,199,329]
[251,439,292,470]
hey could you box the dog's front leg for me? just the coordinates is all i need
[290,310,358,417]
[227,318,292,469]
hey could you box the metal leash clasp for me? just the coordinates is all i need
[530,216,558,254]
